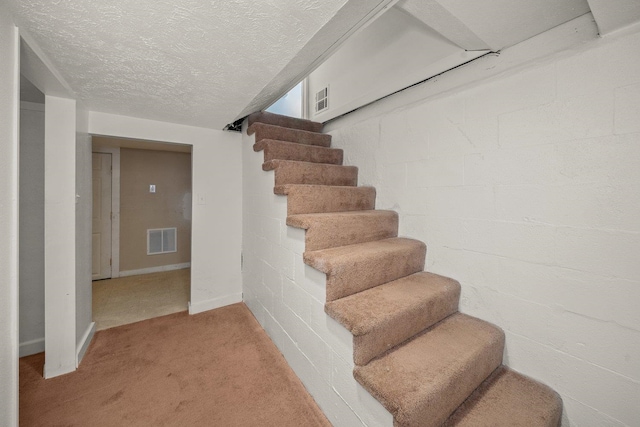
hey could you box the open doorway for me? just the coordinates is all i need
[91,136,193,330]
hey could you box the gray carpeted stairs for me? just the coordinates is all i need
[247,111,562,427]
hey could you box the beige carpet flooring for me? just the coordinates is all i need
[20,303,331,427]
[93,268,190,331]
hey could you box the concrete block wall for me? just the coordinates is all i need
[242,127,393,427]
[324,25,640,427]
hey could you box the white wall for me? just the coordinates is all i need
[0,6,20,427]
[88,112,243,314]
[242,126,393,427]
[307,7,485,123]
[75,105,94,364]
[44,95,77,378]
[19,102,45,357]
[323,19,640,427]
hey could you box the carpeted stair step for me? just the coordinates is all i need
[287,210,398,251]
[254,139,343,165]
[264,159,358,187]
[248,111,323,133]
[248,122,331,147]
[275,184,376,215]
[304,237,426,301]
[354,313,505,427]
[325,272,461,365]
[444,366,562,427]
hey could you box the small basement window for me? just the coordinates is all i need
[147,228,177,255]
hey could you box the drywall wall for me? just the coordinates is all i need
[307,6,485,123]
[241,127,392,427]
[88,112,242,314]
[119,148,192,273]
[44,95,77,378]
[0,7,20,426]
[75,105,94,364]
[324,19,640,427]
[19,101,45,357]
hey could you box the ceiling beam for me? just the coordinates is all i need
[395,0,491,51]
[588,0,640,35]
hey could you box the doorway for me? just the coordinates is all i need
[91,137,193,330]
[92,152,112,280]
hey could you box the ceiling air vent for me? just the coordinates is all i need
[147,228,177,255]
[315,86,329,113]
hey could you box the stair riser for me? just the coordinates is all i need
[268,162,358,187]
[352,290,460,366]
[248,111,323,133]
[283,186,376,215]
[256,140,343,165]
[250,123,331,147]
[315,244,426,302]
[290,214,398,251]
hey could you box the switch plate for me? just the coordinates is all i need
[150,184,156,193]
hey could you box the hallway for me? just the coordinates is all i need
[92,269,189,331]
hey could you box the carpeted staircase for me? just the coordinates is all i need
[247,111,563,427]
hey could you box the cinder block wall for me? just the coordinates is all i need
[241,124,393,427]
[324,24,640,427]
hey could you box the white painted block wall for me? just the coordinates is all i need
[242,127,393,427]
[323,24,640,427]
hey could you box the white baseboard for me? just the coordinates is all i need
[119,262,190,278]
[188,292,242,315]
[76,321,96,367]
[19,337,45,357]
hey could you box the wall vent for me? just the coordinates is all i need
[315,86,329,113]
[147,228,177,255]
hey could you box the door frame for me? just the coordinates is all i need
[91,145,120,278]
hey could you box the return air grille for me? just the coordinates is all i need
[147,228,177,255]
[315,86,329,113]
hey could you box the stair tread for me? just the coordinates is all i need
[287,210,398,251]
[354,313,505,427]
[248,111,323,133]
[265,159,358,188]
[306,237,426,301]
[445,366,562,427]
[304,237,424,273]
[326,272,460,337]
[287,210,397,229]
[263,159,355,172]
[254,139,343,165]
[276,184,376,215]
[248,122,331,147]
[326,272,461,365]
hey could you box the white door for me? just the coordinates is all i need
[92,153,112,280]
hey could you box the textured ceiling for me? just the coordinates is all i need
[5,0,388,129]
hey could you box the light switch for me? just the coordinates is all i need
[150,184,156,193]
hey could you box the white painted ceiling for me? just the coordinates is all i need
[6,0,639,130]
